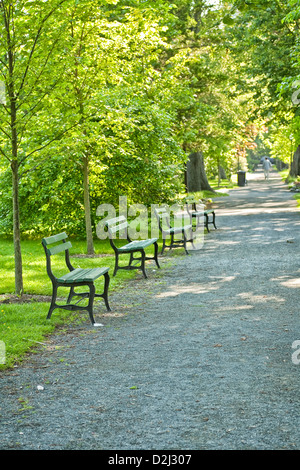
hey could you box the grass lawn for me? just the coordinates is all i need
[0,236,144,370]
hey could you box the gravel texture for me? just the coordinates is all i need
[1,167,300,451]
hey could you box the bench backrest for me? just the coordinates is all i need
[42,232,71,255]
[184,197,204,213]
[41,232,73,280]
[154,206,194,235]
[104,217,132,249]
[104,216,129,238]
[154,207,171,232]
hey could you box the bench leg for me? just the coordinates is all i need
[67,286,75,304]
[204,214,210,232]
[195,215,203,230]
[154,242,160,268]
[141,250,147,278]
[170,234,174,251]
[87,283,96,325]
[183,234,189,255]
[47,283,58,319]
[113,252,119,276]
[161,238,166,255]
[212,212,217,229]
[103,272,111,311]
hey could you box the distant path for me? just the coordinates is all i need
[1,166,300,450]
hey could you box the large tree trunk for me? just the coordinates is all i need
[186,151,216,193]
[290,145,300,177]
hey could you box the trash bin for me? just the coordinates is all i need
[237,170,246,187]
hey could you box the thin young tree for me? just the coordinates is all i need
[0,0,71,294]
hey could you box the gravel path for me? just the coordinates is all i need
[1,167,300,451]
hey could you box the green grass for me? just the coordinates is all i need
[177,186,229,205]
[0,236,148,370]
[292,192,300,208]
[0,302,75,369]
[279,169,291,183]
[276,169,300,209]
[209,177,235,193]
[0,237,131,296]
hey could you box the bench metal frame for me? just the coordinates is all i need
[105,216,160,278]
[42,232,111,325]
[185,201,217,232]
[154,207,193,255]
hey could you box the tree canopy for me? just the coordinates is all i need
[1,0,300,293]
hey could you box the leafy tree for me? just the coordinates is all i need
[0,0,73,294]
[52,2,186,236]
[221,0,299,172]
[155,0,256,186]
[0,2,187,244]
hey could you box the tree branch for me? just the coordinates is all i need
[0,145,10,161]
[0,123,10,138]
[16,36,62,110]
[18,119,81,168]
[16,0,69,98]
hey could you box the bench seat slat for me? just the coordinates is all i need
[189,212,205,217]
[118,238,158,252]
[192,209,214,215]
[105,216,126,225]
[58,267,109,284]
[162,225,192,235]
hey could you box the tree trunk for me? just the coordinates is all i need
[290,145,300,177]
[219,165,227,180]
[11,160,23,295]
[7,30,23,295]
[83,154,94,255]
[186,151,216,193]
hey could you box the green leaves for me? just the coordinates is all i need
[222,15,235,25]
[3,0,293,247]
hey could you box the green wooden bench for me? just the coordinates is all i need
[154,207,194,255]
[185,199,217,232]
[41,232,111,326]
[105,216,160,278]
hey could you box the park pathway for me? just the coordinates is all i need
[1,166,300,450]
